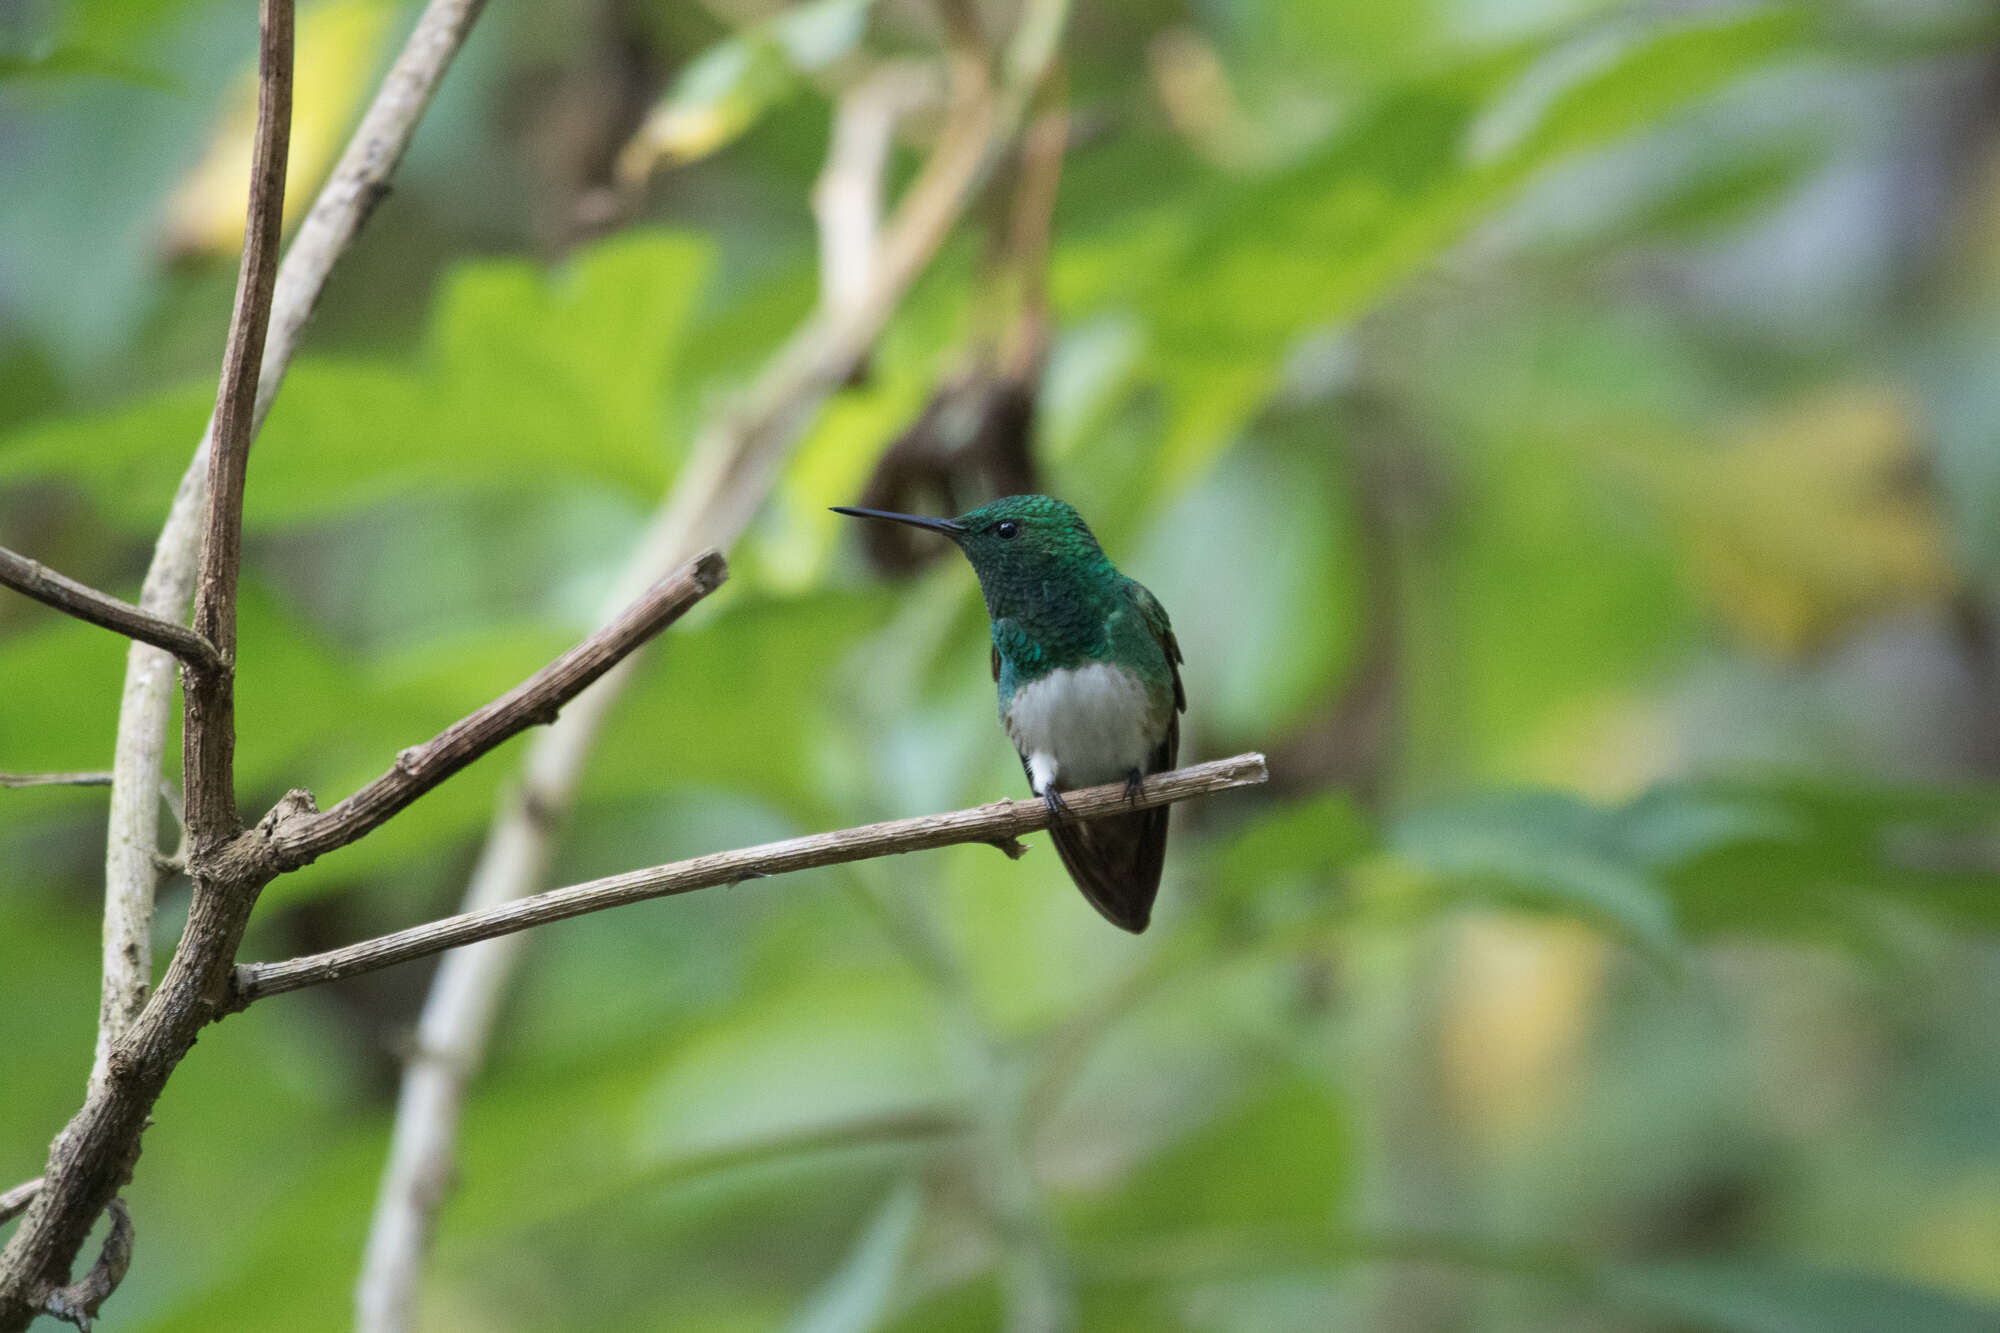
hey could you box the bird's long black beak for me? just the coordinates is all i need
[830,506,966,537]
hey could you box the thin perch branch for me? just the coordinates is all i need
[0,548,222,673]
[260,551,727,869]
[230,753,1268,1005]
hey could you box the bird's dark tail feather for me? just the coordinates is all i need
[1049,804,1168,933]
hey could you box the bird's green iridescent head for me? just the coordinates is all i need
[951,494,1106,575]
[831,493,1120,629]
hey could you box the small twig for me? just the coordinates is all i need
[0,1182,38,1227]
[0,549,222,674]
[261,551,727,870]
[230,753,1268,1006]
[0,773,114,789]
[37,1201,131,1333]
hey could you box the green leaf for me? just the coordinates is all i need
[1597,1259,2000,1333]
[1140,7,1821,491]
[619,0,875,174]
[1064,1079,1353,1244]
[0,232,713,529]
[1130,438,1361,738]
[1391,779,2000,953]
[1645,779,2000,939]
[787,1179,924,1333]
[0,45,178,90]
[1392,792,1682,960]
[1217,793,1376,889]
[0,381,214,529]
[589,589,894,821]
[1509,10,1812,165]
[634,970,955,1167]
[0,617,129,772]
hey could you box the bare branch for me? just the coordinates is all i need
[0,3,503,1325]
[37,1200,131,1333]
[95,0,490,1088]
[0,773,114,789]
[262,551,727,868]
[0,1182,37,1227]
[232,753,1267,1005]
[0,548,221,673]
[179,0,294,857]
[0,6,294,1326]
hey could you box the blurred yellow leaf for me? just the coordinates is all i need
[615,0,874,187]
[1648,386,1953,656]
[163,0,396,257]
[1439,915,1609,1143]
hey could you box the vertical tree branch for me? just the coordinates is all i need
[0,5,293,1327]
[180,0,293,853]
[353,5,1074,1326]
[92,0,491,1087]
[97,471,206,1085]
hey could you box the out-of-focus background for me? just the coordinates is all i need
[6,0,2000,1329]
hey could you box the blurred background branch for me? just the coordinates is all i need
[354,5,1074,1328]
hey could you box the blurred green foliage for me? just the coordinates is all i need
[6,0,2000,1329]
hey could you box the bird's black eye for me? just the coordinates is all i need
[994,520,1020,540]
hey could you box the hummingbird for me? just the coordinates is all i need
[833,494,1185,932]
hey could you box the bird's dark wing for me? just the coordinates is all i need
[1041,579,1185,934]
[1129,578,1186,720]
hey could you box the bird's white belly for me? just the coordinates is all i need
[1005,662,1154,793]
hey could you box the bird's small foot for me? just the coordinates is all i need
[1042,787,1072,822]
[1124,769,1145,807]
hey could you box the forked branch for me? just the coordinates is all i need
[93,0,491,1083]
[260,551,728,869]
[229,753,1269,1005]
[0,5,293,1325]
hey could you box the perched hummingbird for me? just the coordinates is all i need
[833,495,1186,932]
